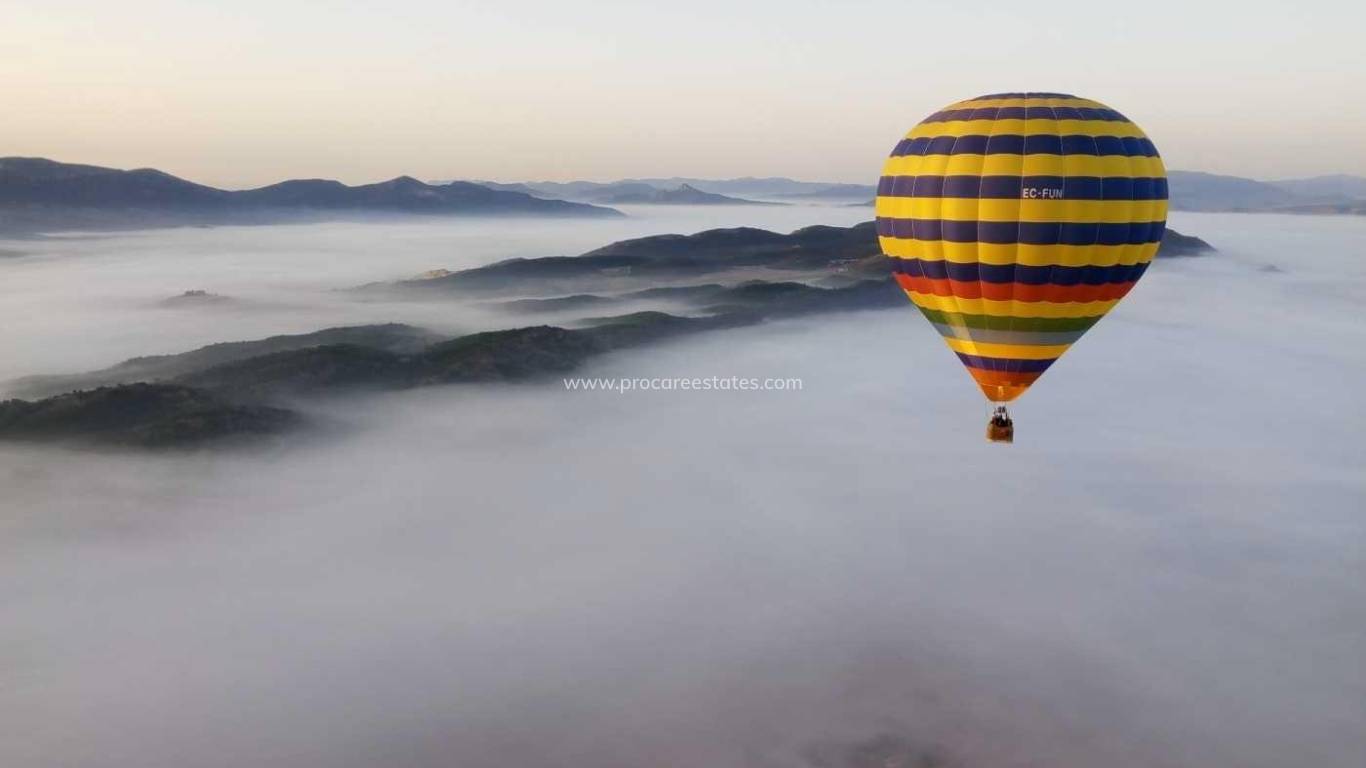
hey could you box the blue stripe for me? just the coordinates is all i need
[969,92,1077,100]
[877,175,1168,200]
[891,135,1157,157]
[955,353,1057,373]
[876,218,1166,245]
[892,257,1149,286]
[922,106,1129,122]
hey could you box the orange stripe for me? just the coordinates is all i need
[964,368,1043,403]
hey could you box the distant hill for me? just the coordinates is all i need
[457,179,781,205]
[1159,229,1214,256]
[7,323,443,400]
[0,157,231,207]
[384,222,883,295]
[1269,200,1366,215]
[0,157,620,233]
[0,383,296,448]
[1168,170,1366,212]
[772,183,878,200]
[1269,174,1366,201]
[592,183,782,206]
[4,219,1215,448]
[625,177,866,198]
[375,220,1209,297]
[1166,171,1298,211]
[463,180,546,197]
[453,170,1366,214]
[450,176,875,202]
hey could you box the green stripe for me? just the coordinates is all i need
[929,323,1086,346]
[917,307,1103,333]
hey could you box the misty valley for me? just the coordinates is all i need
[2,201,1363,768]
[0,219,1211,448]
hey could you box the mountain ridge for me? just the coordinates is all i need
[0,157,621,233]
[464,170,1366,213]
[1,219,1214,447]
[453,179,786,205]
[379,221,1211,297]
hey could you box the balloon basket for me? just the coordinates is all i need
[986,404,1014,444]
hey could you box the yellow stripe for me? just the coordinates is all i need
[941,337,1072,359]
[1125,196,1168,224]
[907,290,1120,318]
[874,196,1168,224]
[881,154,1165,177]
[881,238,1161,267]
[908,120,1146,139]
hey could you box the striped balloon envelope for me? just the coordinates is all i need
[876,92,1167,404]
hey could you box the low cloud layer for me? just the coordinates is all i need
[1,210,1363,767]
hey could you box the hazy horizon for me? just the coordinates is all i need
[7,1,1366,188]
[8,154,1365,191]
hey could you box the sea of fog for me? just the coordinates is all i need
[0,204,873,382]
[1,207,1364,768]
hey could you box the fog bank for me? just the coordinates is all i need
[1,210,1363,767]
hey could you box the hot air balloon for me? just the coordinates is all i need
[875,92,1167,442]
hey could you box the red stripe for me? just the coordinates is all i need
[894,273,1136,303]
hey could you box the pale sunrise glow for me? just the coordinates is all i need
[6,0,1365,187]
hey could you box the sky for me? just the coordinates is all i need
[5,0,1366,188]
